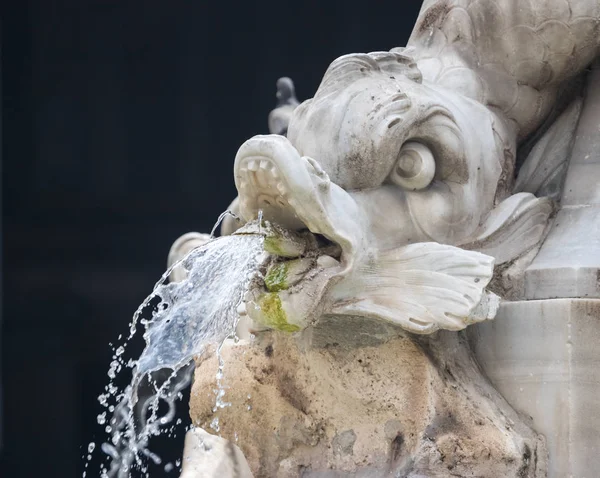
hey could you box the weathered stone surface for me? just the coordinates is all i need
[514,98,582,201]
[523,61,600,300]
[190,321,546,477]
[524,207,600,299]
[469,299,600,478]
[180,427,253,478]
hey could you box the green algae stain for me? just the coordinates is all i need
[264,262,289,292]
[264,236,285,256]
[258,293,300,333]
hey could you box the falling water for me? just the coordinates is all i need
[88,228,265,477]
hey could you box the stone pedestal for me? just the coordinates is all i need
[469,299,600,478]
[472,59,600,478]
[524,61,600,300]
[190,318,546,477]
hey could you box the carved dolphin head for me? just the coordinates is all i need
[232,51,551,334]
[288,51,511,246]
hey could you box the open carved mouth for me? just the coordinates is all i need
[232,135,366,333]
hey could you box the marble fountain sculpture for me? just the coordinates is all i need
[168,1,600,476]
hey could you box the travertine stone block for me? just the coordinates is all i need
[469,299,600,478]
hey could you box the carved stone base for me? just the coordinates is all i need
[469,299,600,478]
[190,318,546,477]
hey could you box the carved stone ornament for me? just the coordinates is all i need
[170,0,600,476]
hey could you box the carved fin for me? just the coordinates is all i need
[461,193,554,264]
[331,242,496,334]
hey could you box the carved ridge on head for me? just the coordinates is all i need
[316,51,423,99]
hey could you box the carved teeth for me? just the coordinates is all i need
[267,173,278,188]
[255,169,268,188]
[276,183,287,195]
[237,157,285,196]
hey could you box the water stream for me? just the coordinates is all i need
[86,229,265,477]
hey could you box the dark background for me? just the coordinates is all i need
[1,1,422,476]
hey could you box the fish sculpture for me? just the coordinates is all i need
[173,0,600,335]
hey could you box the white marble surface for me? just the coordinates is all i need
[470,299,600,478]
[180,427,253,478]
[524,61,600,300]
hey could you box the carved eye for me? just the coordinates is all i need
[389,141,435,190]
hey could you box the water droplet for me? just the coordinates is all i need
[88,442,95,453]
[210,417,220,432]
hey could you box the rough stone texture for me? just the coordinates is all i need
[469,299,600,478]
[190,319,546,478]
[180,427,253,478]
